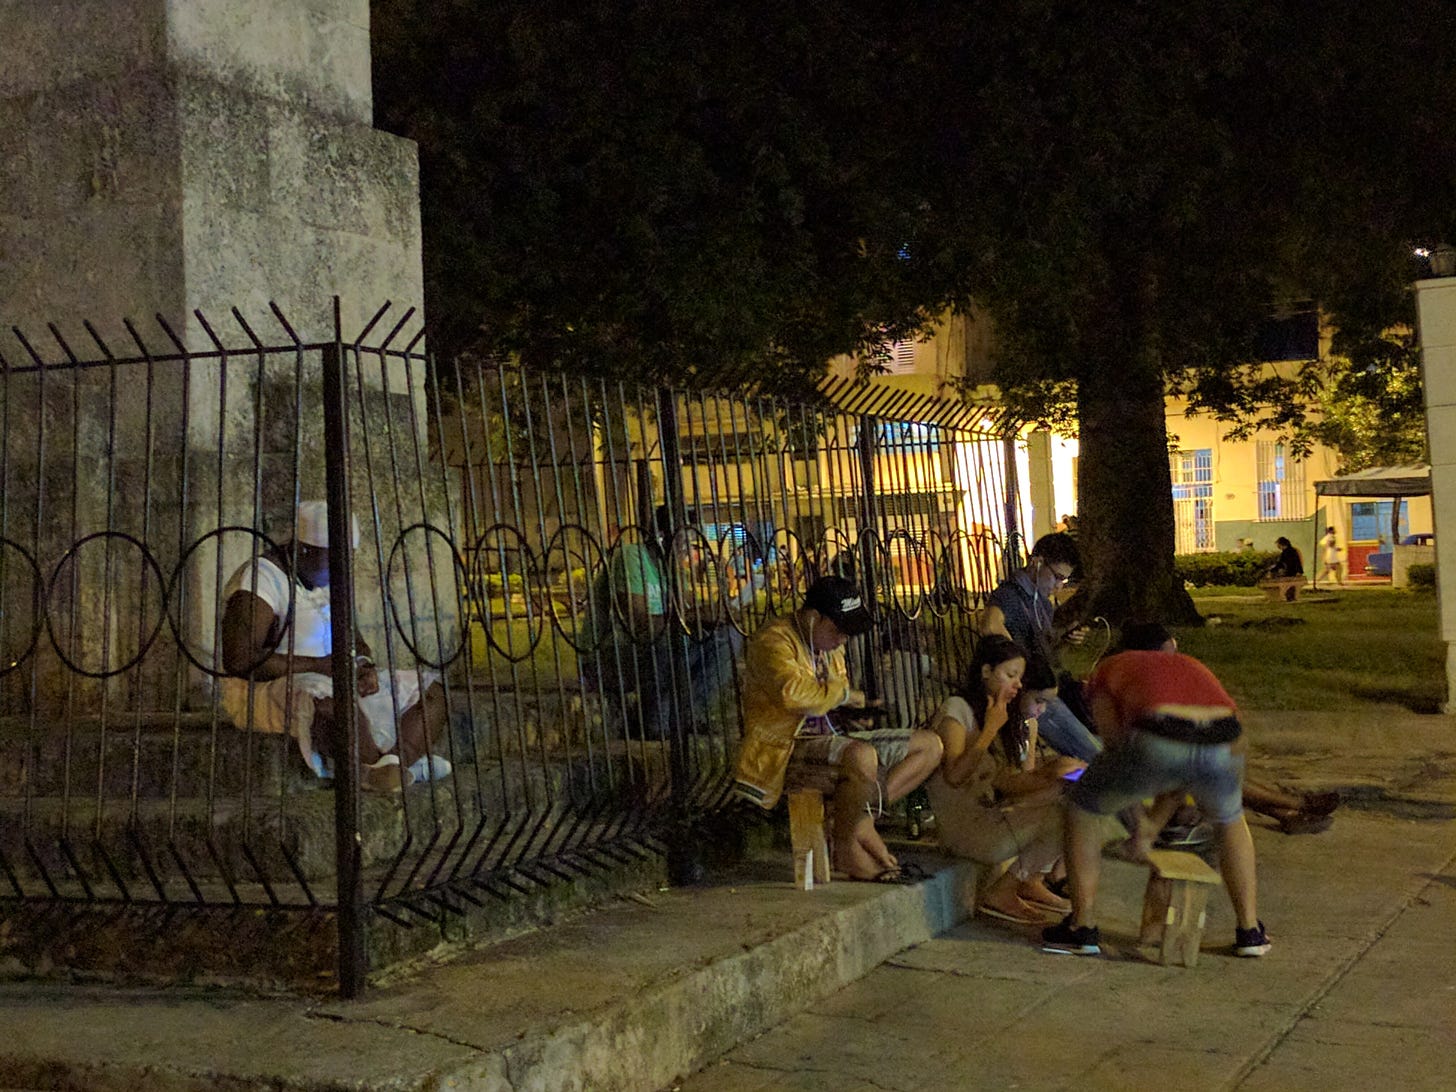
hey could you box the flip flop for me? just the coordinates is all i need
[896,861,933,881]
[851,868,917,885]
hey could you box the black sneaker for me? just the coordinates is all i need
[1234,920,1272,957]
[1041,915,1101,955]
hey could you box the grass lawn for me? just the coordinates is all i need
[463,587,1445,716]
[1067,587,1444,714]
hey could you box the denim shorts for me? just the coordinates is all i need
[1068,728,1246,824]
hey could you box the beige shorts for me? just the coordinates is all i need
[219,668,438,774]
[784,733,853,794]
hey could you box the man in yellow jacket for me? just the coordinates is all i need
[734,576,941,882]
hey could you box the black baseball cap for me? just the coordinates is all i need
[804,576,873,637]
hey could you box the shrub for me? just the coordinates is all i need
[1407,563,1437,591]
[1175,550,1278,587]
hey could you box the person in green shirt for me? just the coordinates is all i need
[582,507,749,740]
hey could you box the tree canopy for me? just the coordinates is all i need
[372,0,1456,622]
[372,0,950,383]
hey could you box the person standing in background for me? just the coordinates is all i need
[1314,526,1342,588]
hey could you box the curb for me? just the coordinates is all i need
[471,861,976,1092]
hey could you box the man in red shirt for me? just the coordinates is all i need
[1042,622,1270,958]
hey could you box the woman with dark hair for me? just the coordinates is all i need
[925,635,1086,924]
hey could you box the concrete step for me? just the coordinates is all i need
[0,850,976,1089]
[0,714,319,800]
[0,740,701,898]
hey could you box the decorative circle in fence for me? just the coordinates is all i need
[385,521,469,671]
[45,531,168,678]
[0,537,43,677]
[166,527,288,677]
[540,522,607,653]
[467,523,546,664]
[666,524,721,639]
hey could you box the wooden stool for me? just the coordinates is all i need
[788,789,831,890]
[1139,849,1222,966]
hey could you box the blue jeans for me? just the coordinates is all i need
[1037,695,1103,763]
[586,627,742,739]
[1070,729,1246,824]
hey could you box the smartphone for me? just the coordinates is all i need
[1061,767,1085,782]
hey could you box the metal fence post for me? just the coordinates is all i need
[856,414,881,701]
[655,385,702,885]
[322,333,367,999]
[1003,434,1023,570]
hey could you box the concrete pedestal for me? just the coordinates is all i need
[0,2,430,710]
[1415,275,1456,711]
[0,0,420,349]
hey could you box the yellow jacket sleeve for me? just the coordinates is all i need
[746,625,850,718]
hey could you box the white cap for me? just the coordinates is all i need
[295,500,360,550]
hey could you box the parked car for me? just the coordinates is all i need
[1364,533,1435,577]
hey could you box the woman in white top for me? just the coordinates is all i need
[926,635,1085,924]
[1315,526,1342,588]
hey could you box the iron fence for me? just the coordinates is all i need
[0,301,1022,994]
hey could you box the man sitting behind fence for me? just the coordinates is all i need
[733,576,941,883]
[219,501,450,792]
[581,505,747,740]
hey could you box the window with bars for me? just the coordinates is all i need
[883,339,918,373]
[1169,449,1215,552]
[1256,440,1307,520]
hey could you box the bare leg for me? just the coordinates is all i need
[395,682,449,766]
[1125,791,1186,859]
[1216,814,1260,929]
[882,729,943,803]
[312,696,385,768]
[1064,805,1105,927]
[833,741,897,877]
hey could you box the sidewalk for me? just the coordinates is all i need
[0,708,1452,1091]
[682,709,1456,1092]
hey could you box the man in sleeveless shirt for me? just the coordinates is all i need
[219,501,450,791]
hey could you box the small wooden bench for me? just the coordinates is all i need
[1138,849,1222,966]
[787,789,831,890]
[1257,577,1304,603]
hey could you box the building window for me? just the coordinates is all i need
[1350,501,1408,544]
[1170,449,1215,552]
[1256,441,1307,520]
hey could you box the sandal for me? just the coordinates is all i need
[851,867,918,885]
[896,861,933,882]
[1018,877,1072,913]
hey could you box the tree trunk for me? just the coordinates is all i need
[1072,330,1201,628]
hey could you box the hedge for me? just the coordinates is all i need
[1175,550,1279,587]
[1408,562,1436,591]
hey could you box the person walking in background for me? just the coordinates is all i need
[1315,526,1342,588]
